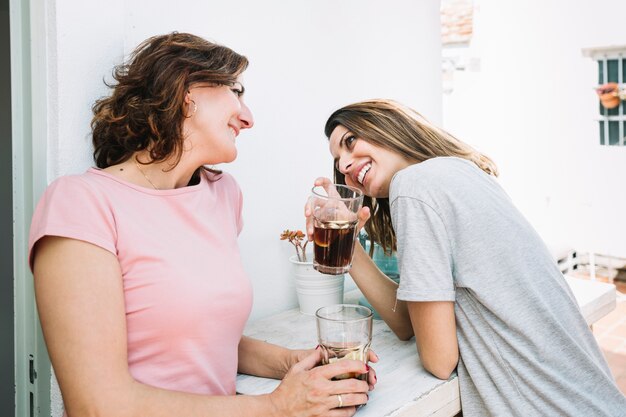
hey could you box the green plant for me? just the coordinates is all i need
[280,229,309,262]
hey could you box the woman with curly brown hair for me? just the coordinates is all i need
[29,33,375,417]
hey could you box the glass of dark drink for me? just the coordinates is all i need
[316,304,373,382]
[310,184,363,275]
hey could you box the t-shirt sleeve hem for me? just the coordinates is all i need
[396,289,456,302]
[29,225,117,271]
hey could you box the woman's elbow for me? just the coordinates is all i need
[419,350,458,380]
[65,401,135,417]
[423,360,457,380]
[63,383,138,417]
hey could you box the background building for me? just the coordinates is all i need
[441,0,626,262]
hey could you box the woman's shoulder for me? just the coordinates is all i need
[392,157,487,202]
[399,157,484,184]
[29,170,119,268]
[406,156,476,175]
[35,170,121,217]
[42,169,145,207]
[394,157,460,185]
[45,169,105,195]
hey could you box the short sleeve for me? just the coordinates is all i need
[28,176,118,270]
[392,196,455,302]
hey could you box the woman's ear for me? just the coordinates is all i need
[183,91,197,119]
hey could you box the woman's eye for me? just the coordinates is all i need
[345,135,356,148]
[231,88,244,97]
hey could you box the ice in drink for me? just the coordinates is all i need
[320,341,370,381]
[313,219,358,275]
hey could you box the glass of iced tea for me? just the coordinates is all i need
[316,304,373,381]
[310,184,363,275]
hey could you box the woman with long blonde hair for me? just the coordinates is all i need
[307,99,626,416]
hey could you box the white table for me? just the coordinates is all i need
[236,275,616,416]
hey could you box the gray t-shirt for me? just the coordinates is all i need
[391,157,626,417]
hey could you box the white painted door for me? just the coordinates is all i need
[10,0,51,416]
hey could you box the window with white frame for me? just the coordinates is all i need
[583,46,626,146]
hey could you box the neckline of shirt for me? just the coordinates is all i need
[88,167,212,196]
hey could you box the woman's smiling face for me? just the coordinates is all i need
[183,78,254,165]
[328,125,413,198]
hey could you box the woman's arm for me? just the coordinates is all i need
[350,245,458,380]
[304,179,414,341]
[34,236,276,416]
[349,244,414,340]
[238,336,309,379]
[406,301,458,380]
[34,236,370,417]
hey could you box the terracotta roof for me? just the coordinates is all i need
[441,0,474,46]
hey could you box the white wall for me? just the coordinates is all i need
[47,0,441,325]
[443,0,626,258]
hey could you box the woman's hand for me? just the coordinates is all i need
[305,177,371,242]
[289,347,379,391]
[365,349,378,391]
[268,348,377,417]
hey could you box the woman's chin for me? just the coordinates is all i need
[367,184,389,199]
[220,150,238,164]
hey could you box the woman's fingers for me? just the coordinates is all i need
[314,177,342,199]
[327,406,358,417]
[307,178,332,241]
[367,349,379,363]
[323,393,368,416]
[304,197,315,241]
[360,349,379,390]
[273,352,372,417]
[307,177,343,241]
[326,375,369,395]
[294,351,371,395]
[291,348,323,373]
[333,393,369,408]
[314,177,332,187]
[315,359,368,382]
[356,206,371,232]
[366,366,377,391]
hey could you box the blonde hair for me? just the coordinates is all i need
[324,99,498,254]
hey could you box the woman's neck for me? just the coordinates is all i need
[104,152,201,190]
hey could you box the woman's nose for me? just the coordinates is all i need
[339,157,352,173]
[239,103,254,129]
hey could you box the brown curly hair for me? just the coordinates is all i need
[91,32,248,170]
[324,99,498,255]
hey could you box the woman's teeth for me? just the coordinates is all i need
[357,163,371,185]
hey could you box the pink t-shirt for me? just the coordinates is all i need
[29,168,253,396]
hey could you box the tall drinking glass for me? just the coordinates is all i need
[316,304,373,381]
[310,184,363,275]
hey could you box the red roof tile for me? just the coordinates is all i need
[441,0,474,45]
